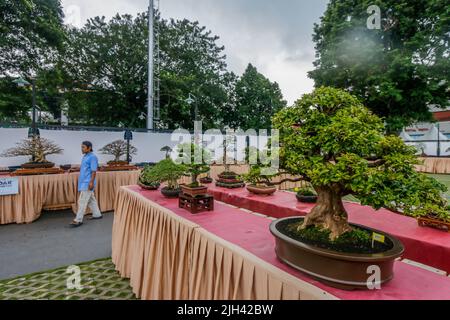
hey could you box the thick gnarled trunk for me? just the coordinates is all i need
[300,186,351,240]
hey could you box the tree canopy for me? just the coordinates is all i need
[273,87,448,238]
[308,0,449,132]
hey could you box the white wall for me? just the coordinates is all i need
[0,128,270,167]
[0,128,177,166]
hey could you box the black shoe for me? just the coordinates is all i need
[88,215,103,221]
[68,221,83,228]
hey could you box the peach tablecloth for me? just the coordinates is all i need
[416,157,450,174]
[112,187,336,300]
[0,171,140,225]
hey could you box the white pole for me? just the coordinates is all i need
[147,0,155,130]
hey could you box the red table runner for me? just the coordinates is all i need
[128,186,450,300]
[209,186,450,274]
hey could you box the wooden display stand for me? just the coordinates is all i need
[11,167,65,176]
[179,193,214,214]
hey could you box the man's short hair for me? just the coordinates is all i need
[82,141,93,151]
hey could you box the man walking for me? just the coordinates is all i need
[70,141,103,228]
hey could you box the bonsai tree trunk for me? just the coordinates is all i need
[191,173,198,185]
[300,185,352,240]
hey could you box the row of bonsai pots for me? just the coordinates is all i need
[136,88,450,291]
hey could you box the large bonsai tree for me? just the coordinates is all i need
[99,140,137,162]
[273,87,448,239]
[1,136,63,163]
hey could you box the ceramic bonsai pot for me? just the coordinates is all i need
[296,194,318,203]
[138,181,161,191]
[246,185,277,195]
[270,217,405,290]
[200,177,213,184]
[21,162,55,169]
[180,184,208,197]
[161,187,181,198]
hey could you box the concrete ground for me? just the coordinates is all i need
[0,210,114,280]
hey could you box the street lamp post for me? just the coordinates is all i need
[186,93,198,121]
[13,77,39,138]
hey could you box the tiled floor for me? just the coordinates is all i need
[0,258,136,300]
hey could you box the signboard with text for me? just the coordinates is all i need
[0,177,19,196]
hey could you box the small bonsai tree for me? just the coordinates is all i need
[273,87,448,239]
[147,159,185,190]
[161,146,173,159]
[1,136,63,163]
[177,142,211,187]
[241,165,277,187]
[99,140,137,163]
[139,165,161,188]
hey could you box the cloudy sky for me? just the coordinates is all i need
[61,0,329,104]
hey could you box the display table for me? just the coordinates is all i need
[112,186,450,300]
[0,171,140,225]
[210,185,450,274]
[416,157,450,174]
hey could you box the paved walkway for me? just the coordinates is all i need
[0,210,114,280]
[0,259,136,300]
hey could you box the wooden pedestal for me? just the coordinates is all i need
[179,193,214,214]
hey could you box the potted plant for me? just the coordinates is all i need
[99,140,138,170]
[270,87,449,289]
[160,146,173,159]
[1,136,64,174]
[138,165,160,190]
[200,171,213,184]
[295,187,318,203]
[147,159,185,198]
[241,165,277,196]
[216,136,245,188]
[177,143,211,197]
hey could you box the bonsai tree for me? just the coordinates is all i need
[147,159,185,190]
[177,143,211,187]
[273,87,448,239]
[138,165,161,188]
[99,140,137,163]
[161,146,173,159]
[241,165,278,187]
[1,136,63,164]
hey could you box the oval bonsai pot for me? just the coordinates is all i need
[138,181,160,191]
[200,177,213,184]
[246,184,277,196]
[161,187,181,198]
[270,217,404,290]
[296,193,318,203]
[21,162,55,169]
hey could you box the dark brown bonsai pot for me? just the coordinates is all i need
[296,194,318,203]
[161,187,181,198]
[246,184,277,196]
[270,217,404,290]
[180,184,208,197]
[200,177,213,184]
[138,181,160,191]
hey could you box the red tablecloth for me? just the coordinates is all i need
[128,186,450,300]
[209,186,450,274]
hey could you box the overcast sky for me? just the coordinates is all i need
[61,0,329,104]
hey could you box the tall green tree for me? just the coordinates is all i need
[309,0,449,132]
[61,12,234,129]
[0,0,65,122]
[231,64,286,130]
